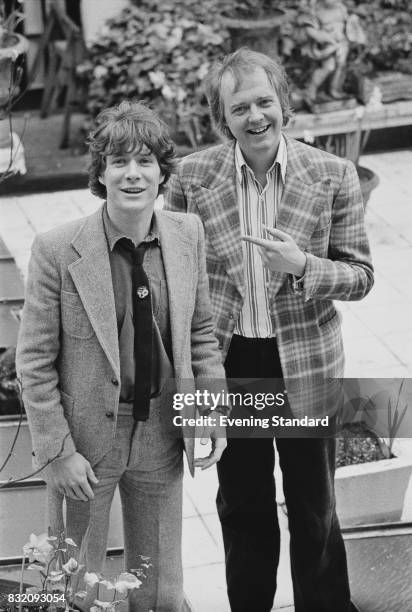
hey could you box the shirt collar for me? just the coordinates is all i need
[234,133,287,185]
[102,204,160,252]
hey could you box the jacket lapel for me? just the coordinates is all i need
[268,136,331,298]
[68,207,120,378]
[156,211,192,368]
[193,142,244,296]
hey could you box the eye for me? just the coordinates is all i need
[260,98,273,107]
[111,157,126,166]
[138,156,153,165]
[232,106,246,115]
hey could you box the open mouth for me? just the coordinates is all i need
[121,187,145,194]
[247,125,270,136]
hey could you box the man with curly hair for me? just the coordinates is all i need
[17,100,227,611]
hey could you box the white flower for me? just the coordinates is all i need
[62,557,82,575]
[93,65,108,79]
[113,572,142,596]
[84,571,100,587]
[148,71,166,88]
[23,533,54,564]
[161,84,175,101]
[98,579,115,590]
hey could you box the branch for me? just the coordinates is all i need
[0,432,72,488]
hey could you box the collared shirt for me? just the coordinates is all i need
[234,134,287,338]
[103,206,172,403]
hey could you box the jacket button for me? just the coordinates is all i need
[111,378,119,386]
[105,411,114,418]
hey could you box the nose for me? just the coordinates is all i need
[248,103,263,123]
[125,159,141,180]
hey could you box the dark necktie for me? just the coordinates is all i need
[117,238,152,421]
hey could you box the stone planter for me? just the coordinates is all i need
[336,440,412,527]
[357,165,379,209]
[221,10,287,59]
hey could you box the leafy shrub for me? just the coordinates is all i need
[78,0,230,147]
[347,0,412,75]
[79,0,412,148]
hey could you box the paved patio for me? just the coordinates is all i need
[0,148,411,611]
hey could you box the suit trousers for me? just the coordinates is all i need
[217,334,352,612]
[48,396,184,612]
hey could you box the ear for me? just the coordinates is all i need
[98,175,105,186]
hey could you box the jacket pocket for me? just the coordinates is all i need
[61,290,94,339]
[319,309,340,328]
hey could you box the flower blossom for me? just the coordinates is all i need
[113,573,142,596]
[23,533,54,563]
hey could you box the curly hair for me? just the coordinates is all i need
[87,100,176,199]
[204,47,293,140]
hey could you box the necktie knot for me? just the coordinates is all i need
[117,238,147,265]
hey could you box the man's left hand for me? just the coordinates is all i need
[194,422,227,470]
[241,226,306,277]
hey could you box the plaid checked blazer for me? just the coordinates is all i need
[165,135,374,416]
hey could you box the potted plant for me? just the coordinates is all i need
[335,378,412,527]
[77,0,230,149]
[345,0,412,105]
[0,529,148,612]
[0,0,28,178]
[0,347,20,416]
[0,0,27,104]
[219,0,288,59]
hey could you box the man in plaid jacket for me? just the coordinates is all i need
[165,48,373,612]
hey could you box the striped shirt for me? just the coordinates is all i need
[234,135,287,338]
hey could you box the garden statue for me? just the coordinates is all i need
[300,0,366,111]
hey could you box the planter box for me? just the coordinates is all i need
[336,440,412,527]
[343,522,412,612]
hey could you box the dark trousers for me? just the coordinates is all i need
[217,334,352,612]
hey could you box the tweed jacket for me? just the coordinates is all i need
[16,207,226,476]
[165,136,374,416]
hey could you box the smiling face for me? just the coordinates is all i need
[99,145,164,223]
[221,66,284,172]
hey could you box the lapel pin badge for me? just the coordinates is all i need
[136,286,149,299]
